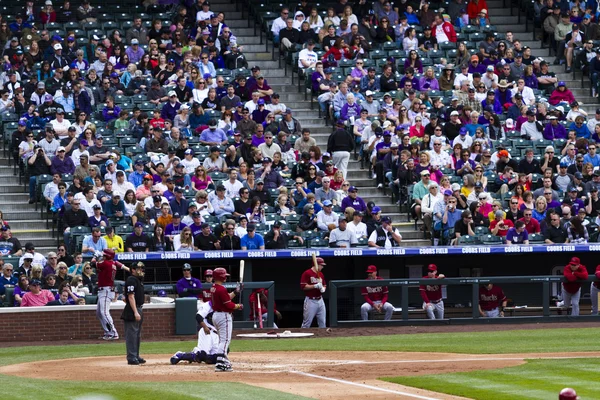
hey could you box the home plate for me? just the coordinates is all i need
[237,330,314,338]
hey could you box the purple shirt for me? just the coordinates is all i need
[506,227,528,243]
[341,195,367,212]
[252,135,265,147]
[176,276,202,297]
[376,141,392,161]
[418,77,439,91]
[165,222,187,237]
[455,158,477,171]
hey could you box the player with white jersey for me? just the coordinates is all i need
[170,300,220,365]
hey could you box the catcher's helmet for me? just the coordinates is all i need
[204,269,213,277]
[212,267,230,281]
[559,388,578,400]
[103,249,115,260]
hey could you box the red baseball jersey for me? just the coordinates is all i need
[211,283,236,312]
[361,277,389,305]
[479,285,507,311]
[249,289,277,317]
[300,268,326,298]
[419,276,442,303]
[96,259,124,287]
[563,264,589,294]
[594,265,600,289]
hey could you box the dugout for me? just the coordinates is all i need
[113,245,600,327]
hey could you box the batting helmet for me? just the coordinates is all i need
[204,269,213,277]
[157,290,167,297]
[212,267,230,281]
[103,249,115,260]
[316,257,326,265]
[559,388,578,400]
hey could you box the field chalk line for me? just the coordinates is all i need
[290,370,442,400]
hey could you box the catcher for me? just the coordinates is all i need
[170,300,219,365]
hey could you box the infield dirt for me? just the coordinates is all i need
[3,351,599,399]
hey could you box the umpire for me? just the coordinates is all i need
[122,261,146,365]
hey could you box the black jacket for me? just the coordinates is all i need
[264,230,289,249]
[327,128,355,153]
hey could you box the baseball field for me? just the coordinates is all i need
[1,323,599,400]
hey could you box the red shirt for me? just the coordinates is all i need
[563,264,589,294]
[518,217,541,234]
[249,289,277,317]
[211,283,236,312]
[202,288,212,302]
[594,265,600,289]
[300,268,326,298]
[96,259,124,287]
[419,275,443,303]
[479,285,506,311]
[361,277,389,305]
[490,219,514,237]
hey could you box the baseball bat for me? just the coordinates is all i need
[239,260,245,283]
[257,293,263,329]
[252,296,257,329]
[312,252,322,280]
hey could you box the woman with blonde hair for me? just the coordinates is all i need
[532,196,548,222]
[276,194,295,217]
[195,190,215,218]
[131,202,150,225]
[308,8,324,32]
[174,226,196,251]
[31,264,43,281]
[71,275,90,296]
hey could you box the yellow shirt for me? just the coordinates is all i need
[103,234,124,253]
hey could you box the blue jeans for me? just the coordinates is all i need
[29,176,37,200]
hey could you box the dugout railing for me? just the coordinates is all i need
[328,275,600,327]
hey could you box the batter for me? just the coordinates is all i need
[211,267,243,372]
[93,249,129,340]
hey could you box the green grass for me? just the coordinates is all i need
[0,377,310,400]
[383,358,600,400]
[2,328,600,399]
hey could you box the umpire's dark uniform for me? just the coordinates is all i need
[122,263,145,365]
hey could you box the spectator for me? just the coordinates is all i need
[368,216,402,247]
[20,279,55,307]
[125,222,151,252]
[264,221,301,249]
[506,220,530,244]
[329,217,357,248]
[240,224,265,250]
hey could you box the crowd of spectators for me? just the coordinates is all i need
[1,0,412,305]
[266,0,600,246]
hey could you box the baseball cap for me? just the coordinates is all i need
[443,189,453,196]
[366,265,377,273]
[428,264,437,272]
[134,222,144,228]
[459,127,468,135]
[420,170,431,176]
[182,263,192,270]
[173,212,181,218]
[53,43,62,50]
[348,185,358,192]
[381,216,392,224]
[30,279,42,286]
[371,206,382,214]
[323,200,333,207]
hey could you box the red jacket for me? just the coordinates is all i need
[563,264,589,294]
[467,0,488,19]
[431,21,457,43]
[549,88,576,105]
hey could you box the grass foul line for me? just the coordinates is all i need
[289,370,442,400]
